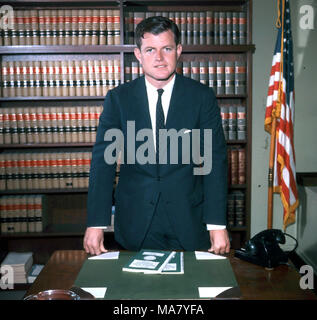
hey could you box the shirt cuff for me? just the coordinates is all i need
[90,226,108,230]
[206,224,226,231]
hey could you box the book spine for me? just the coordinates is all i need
[64,152,73,188]
[64,10,72,45]
[99,9,107,45]
[94,60,102,96]
[216,61,225,95]
[76,106,84,143]
[206,11,214,45]
[235,191,245,227]
[225,61,235,95]
[71,9,79,46]
[30,107,40,144]
[57,9,65,45]
[219,12,226,45]
[88,60,96,96]
[63,106,72,143]
[0,109,5,144]
[51,10,58,45]
[107,10,114,45]
[208,60,216,90]
[235,61,246,95]
[220,105,229,141]
[180,12,187,45]
[43,107,53,144]
[193,12,199,45]
[56,107,65,143]
[78,9,85,45]
[232,13,239,45]
[91,9,99,45]
[44,9,52,45]
[41,61,49,97]
[237,105,246,140]
[30,10,39,45]
[199,12,206,45]
[0,154,6,190]
[190,61,199,82]
[84,9,93,45]
[230,147,238,185]
[37,107,46,144]
[16,10,25,45]
[239,12,247,45]
[186,12,193,45]
[3,108,11,144]
[199,60,208,85]
[238,147,246,184]
[226,12,232,45]
[228,105,237,140]
[214,12,219,45]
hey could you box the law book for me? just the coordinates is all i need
[237,105,246,140]
[206,11,214,45]
[84,9,93,45]
[225,61,235,95]
[235,61,246,95]
[64,9,72,45]
[199,61,208,85]
[182,61,190,79]
[161,251,184,274]
[107,10,114,45]
[36,107,46,144]
[83,106,91,143]
[216,61,225,95]
[219,12,226,45]
[94,60,102,96]
[77,9,85,46]
[199,11,206,45]
[57,9,65,45]
[51,10,58,46]
[99,9,107,45]
[113,10,121,45]
[220,105,229,141]
[27,195,36,232]
[208,60,216,90]
[44,9,52,45]
[91,9,99,45]
[0,154,6,190]
[38,10,46,45]
[239,12,247,45]
[232,12,239,45]
[193,12,199,45]
[230,147,239,185]
[56,107,65,143]
[186,12,193,45]
[214,12,219,45]
[34,61,42,97]
[226,12,232,45]
[191,61,199,82]
[16,10,25,45]
[122,250,175,274]
[23,10,32,46]
[71,9,79,46]
[234,190,245,227]
[41,60,49,97]
[1,251,33,284]
[30,107,40,144]
[76,106,84,143]
[228,105,237,140]
[238,147,246,184]
[180,12,187,45]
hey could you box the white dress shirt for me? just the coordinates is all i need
[93,74,225,231]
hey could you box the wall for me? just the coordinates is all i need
[252,0,317,270]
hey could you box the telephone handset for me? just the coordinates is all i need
[234,229,296,269]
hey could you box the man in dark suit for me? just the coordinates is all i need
[84,16,230,255]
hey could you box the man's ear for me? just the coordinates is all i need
[176,44,183,60]
[134,47,141,63]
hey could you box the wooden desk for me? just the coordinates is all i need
[25,250,316,300]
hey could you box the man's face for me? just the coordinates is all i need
[134,30,182,88]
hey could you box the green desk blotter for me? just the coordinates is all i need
[73,251,239,299]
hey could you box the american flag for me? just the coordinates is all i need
[265,0,299,230]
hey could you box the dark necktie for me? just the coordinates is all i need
[156,88,164,164]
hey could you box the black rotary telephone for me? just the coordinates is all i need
[234,229,298,269]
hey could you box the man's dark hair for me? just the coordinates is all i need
[135,16,181,49]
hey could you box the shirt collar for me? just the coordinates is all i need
[144,74,176,97]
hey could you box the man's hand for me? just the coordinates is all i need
[83,227,108,256]
[208,229,230,255]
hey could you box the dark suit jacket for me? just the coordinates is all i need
[87,73,227,251]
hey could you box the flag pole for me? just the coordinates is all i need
[267,0,285,229]
[267,117,277,229]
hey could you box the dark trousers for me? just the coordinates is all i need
[140,194,185,251]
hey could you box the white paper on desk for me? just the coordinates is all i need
[81,287,107,299]
[198,287,232,298]
[88,251,120,260]
[195,251,227,260]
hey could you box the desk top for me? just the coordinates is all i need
[26,250,316,300]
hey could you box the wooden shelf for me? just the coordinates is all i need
[0,143,94,149]
[1,188,89,195]
[0,44,255,55]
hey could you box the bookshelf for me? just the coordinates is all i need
[0,0,254,263]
